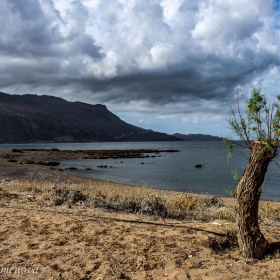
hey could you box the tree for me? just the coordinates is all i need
[224,86,280,259]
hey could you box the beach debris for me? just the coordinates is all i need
[188,255,193,258]
[137,255,147,270]
[27,195,36,202]
[212,222,222,226]
[235,260,246,264]
[198,262,203,267]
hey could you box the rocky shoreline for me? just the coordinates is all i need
[1,148,179,163]
[0,148,180,181]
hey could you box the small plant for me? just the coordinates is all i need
[227,227,238,242]
[216,209,235,221]
[224,187,237,198]
[272,249,280,259]
[232,170,240,183]
[174,195,199,210]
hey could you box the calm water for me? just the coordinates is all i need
[1,141,279,200]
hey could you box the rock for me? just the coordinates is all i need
[38,161,60,166]
[18,159,35,164]
[6,158,17,163]
[12,149,22,153]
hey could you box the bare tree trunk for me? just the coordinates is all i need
[236,142,271,259]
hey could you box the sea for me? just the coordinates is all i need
[0,141,279,201]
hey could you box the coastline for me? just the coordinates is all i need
[0,148,277,204]
[1,149,280,279]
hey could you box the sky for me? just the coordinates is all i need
[0,0,280,137]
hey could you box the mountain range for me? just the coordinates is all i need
[0,92,181,143]
[0,92,222,143]
[172,133,222,141]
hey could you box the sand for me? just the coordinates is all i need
[0,150,280,279]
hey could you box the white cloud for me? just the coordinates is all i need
[0,0,280,135]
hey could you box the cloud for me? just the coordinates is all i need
[0,0,280,135]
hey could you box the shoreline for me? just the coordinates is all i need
[1,149,280,279]
[0,148,277,203]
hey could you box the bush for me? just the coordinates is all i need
[139,195,167,217]
[50,185,87,206]
[92,194,167,218]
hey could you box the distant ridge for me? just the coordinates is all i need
[0,92,181,143]
[172,133,222,141]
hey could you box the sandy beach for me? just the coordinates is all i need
[1,149,280,279]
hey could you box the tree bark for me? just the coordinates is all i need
[236,142,271,259]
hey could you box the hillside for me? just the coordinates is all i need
[172,133,222,141]
[0,92,180,143]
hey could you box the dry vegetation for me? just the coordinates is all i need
[2,179,234,222]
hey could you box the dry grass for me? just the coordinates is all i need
[260,202,280,221]
[2,180,230,221]
[4,179,280,226]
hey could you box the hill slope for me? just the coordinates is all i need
[172,133,222,141]
[0,92,180,143]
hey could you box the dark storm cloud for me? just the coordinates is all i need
[8,48,277,108]
[0,0,279,125]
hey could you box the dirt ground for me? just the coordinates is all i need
[0,150,280,279]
